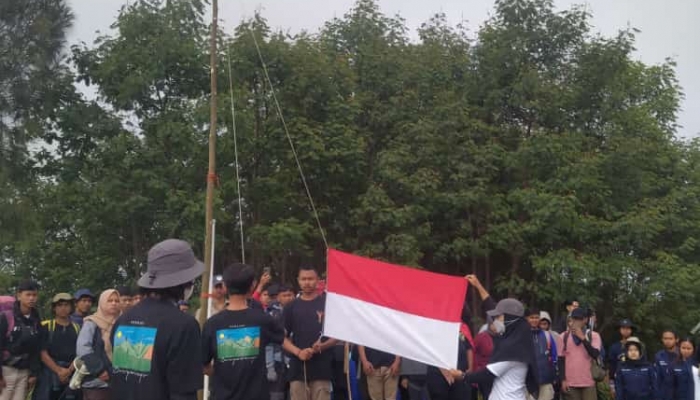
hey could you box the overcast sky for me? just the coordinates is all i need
[67,0,699,138]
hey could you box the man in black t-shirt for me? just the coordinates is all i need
[37,293,80,400]
[109,239,204,400]
[284,266,337,400]
[358,346,400,400]
[202,263,285,400]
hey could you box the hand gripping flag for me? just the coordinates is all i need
[324,249,468,369]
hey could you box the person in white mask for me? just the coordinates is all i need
[450,298,540,400]
[108,239,204,400]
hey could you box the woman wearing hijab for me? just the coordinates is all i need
[75,289,120,400]
[450,298,539,400]
[614,337,656,400]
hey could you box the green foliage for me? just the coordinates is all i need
[1,0,699,349]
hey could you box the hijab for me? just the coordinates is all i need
[489,314,539,396]
[84,289,119,361]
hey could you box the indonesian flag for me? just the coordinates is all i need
[324,249,468,369]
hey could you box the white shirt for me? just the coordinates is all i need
[487,361,528,400]
[693,366,700,400]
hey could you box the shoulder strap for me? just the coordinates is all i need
[44,319,57,342]
[563,332,570,352]
[2,312,15,338]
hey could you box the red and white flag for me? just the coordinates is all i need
[324,249,468,369]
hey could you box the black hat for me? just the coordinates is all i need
[571,308,588,320]
[617,319,638,329]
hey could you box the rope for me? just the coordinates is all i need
[226,48,246,263]
[249,29,329,249]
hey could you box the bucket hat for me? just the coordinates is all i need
[138,239,204,289]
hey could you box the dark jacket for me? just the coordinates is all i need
[669,360,694,400]
[0,301,42,378]
[615,360,657,400]
[532,329,557,385]
[609,341,625,379]
[655,350,679,400]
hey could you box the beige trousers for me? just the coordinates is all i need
[289,380,331,400]
[367,366,399,400]
[0,366,29,400]
[529,384,555,400]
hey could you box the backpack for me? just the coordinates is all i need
[41,319,80,343]
[0,296,16,337]
[541,330,557,366]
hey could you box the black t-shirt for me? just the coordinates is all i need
[202,308,284,400]
[284,294,333,382]
[109,297,203,400]
[365,347,396,368]
[42,321,78,363]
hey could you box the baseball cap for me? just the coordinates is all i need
[571,308,588,319]
[214,275,224,287]
[74,288,95,300]
[486,298,525,318]
[51,293,73,304]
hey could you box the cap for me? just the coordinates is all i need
[214,275,224,286]
[177,300,189,307]
[138,239,204,289]
[625,337,643,348]
[618,319,637,329]
[486,298,525,318]
[74,288,95,300]
[51,293,73,304]
[571,308,588,319]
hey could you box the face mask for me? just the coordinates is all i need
[183,285,194,301]
[493,320,506,335]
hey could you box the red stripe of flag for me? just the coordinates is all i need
[327,249,468,322]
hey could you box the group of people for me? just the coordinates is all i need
[1,237,700,400]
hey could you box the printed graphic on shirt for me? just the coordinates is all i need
[216,326,260,361]
[112,326,157,373]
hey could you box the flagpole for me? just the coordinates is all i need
[199,0,217,330]
[203,219,216,399]
[200,0,218,398]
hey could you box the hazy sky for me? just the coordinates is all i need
[67,0,699,138]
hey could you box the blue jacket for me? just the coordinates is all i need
[670,360,694,400]
[615,361,657,400]
[609,341,625,378]
[532,329,557,385]
[656,350,680,400]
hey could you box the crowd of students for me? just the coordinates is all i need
[1,238,700,400]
